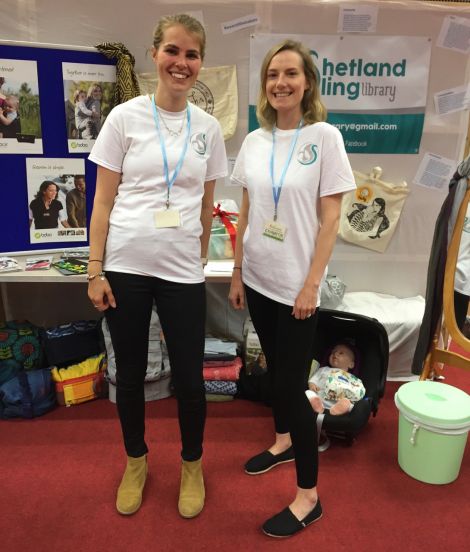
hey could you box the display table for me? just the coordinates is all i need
[0,258,234,283]
[0,258,234,326]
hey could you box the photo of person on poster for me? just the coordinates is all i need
[62,63,115,149]
[66,174,87,228]
[0,60,42,153]
[29,180,70,230]
[0,94,20,138]
[26,158,87,243]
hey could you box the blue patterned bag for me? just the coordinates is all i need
[0,321,43,385]
[0,368,56,418]
[40,320,103,367]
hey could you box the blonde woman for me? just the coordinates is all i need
[229,40,355,538]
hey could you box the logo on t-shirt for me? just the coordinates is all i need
[191,132,207,155]
[297,143,318,165]
[463,216,470,234]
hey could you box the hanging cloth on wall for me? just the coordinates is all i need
[95,42,140,105]
[412,155,470,375]
[137,65,238,140]
[338,167,409,253]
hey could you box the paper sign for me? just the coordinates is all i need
[437,15,470,54]
[434,84,470,116]
[338,5,378,33]
[413,153,455,191]
[221,14,260,35]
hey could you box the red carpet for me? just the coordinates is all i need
[0,369,469,552]
[449,339,470,360]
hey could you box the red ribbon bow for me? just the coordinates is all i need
[212,203,238,253]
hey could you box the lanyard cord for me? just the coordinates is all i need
[151,94,191,208]
[270,119,303,221]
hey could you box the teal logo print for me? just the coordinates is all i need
[463,215,470,234]
[191,132,207,155]
[297,143,318,165]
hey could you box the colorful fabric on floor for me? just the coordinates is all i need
[203,357,242,381]
[205,394,234,402]
[203,359,238,367]
[204,380,237,395]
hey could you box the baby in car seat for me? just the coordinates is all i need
[306,341,365,415]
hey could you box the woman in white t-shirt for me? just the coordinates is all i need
[87,14,227,519]
[229,39,355,538]
[454,203,470,331]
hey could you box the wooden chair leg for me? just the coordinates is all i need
[420,351,433,380]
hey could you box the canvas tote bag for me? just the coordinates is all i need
[137,65,238,140]
[338,167,409,253]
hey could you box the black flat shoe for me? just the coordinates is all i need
[262,499,322,538]
[244,446,295,475]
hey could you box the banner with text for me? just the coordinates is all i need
[249,34,431,154]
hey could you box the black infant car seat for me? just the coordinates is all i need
[311,308,389,445]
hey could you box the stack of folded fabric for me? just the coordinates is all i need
[203,337,242,402]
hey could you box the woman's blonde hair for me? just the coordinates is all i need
[152,13,206,61]
[87,83,102,97]
[256,39,327,129]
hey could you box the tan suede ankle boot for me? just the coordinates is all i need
[116,454,148,515]
[178,458,205,518]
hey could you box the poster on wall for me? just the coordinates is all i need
[0,58,42,154]
[62,62,116,153]
[250,34,432,154]
[26,158,87,244]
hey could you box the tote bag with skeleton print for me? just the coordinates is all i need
[338,169,409,253]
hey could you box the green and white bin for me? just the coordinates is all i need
[394,380,470,484]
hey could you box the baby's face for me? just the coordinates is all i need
[78,92,87,102]
[329,344,355,371]
[5,98,18,110]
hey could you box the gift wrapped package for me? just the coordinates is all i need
[209,199,238,260]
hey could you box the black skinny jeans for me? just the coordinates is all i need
[105,271,206,461]
[245,285,319,489]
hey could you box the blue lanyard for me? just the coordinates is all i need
[151,94,191,208]
[270,120,302,221]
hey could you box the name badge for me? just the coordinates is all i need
[263,220,287,241]
[154,209,181,228]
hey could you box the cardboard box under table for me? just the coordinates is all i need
[51,353,107,406]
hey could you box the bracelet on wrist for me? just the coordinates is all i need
[87,271,106,282]
[88,259,103,263]
[233,266,242,271]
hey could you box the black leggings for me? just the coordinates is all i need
[105,271,206,461]
[245,285,319,489]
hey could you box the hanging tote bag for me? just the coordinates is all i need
[338,168,409,253]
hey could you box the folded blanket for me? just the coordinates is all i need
[204,338,238,356]
[203,358,242,381]
[204,380,238,395]
[206,394,234,402]
[203,359,238,367]
[203,353,236,362]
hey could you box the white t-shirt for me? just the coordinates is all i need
[231,122,355,306]
[455,203,470,296]
[89,95,227,283]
